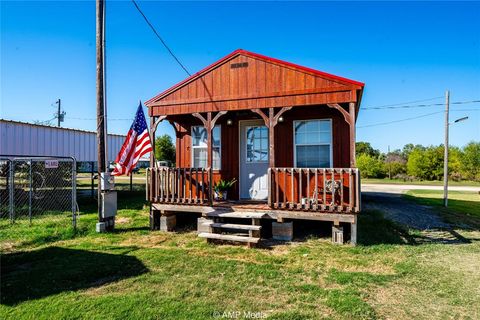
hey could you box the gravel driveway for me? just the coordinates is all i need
[361,184,477,243]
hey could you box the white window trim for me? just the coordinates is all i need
[293,119,333,168]
[191,125,221,170]
[245,125,269,163]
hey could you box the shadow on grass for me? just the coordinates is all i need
[1,247,148,306]
[357,210,416,246]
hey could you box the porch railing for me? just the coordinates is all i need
[146,167,211,204]
[268,168,360,213]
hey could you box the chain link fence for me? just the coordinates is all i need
[0,156,77,231]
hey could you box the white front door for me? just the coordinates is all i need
[239,120,269,200]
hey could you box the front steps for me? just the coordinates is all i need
[198,216,262,247]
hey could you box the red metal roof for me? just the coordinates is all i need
[145,49,364,106]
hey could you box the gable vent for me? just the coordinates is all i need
[230,62,249,69]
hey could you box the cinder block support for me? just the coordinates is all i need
[350,216,358,246]
[150,207,161,230]
[197,217,213,234]
[272,221,293,241]
[160,214,176,232]
[332,225,344,245]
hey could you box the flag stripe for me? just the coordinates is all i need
[112,103,152,176]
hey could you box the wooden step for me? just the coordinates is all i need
[206,211,267,219]
[198,232,260,243]
[210,223,261,231]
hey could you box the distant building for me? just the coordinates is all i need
[0,119,127,166]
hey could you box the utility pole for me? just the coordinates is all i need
[388,145,391,180]
[443,90,450,207]
[57,99,61,127]
[96,0,107,224]
[55,99,65,127]
[95,0,116,233]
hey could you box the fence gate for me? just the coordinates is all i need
[0,156,77,230]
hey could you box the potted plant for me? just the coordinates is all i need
[213,178,237,201]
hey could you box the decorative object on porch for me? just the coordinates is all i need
[213,178,237,201]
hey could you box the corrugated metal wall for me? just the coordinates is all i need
[0,120,127,162]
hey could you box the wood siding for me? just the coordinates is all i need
[148,53,361,116]
[168,106,350,200]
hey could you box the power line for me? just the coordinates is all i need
[131,0,191,77]
[363,96,443,109]
[66,116,133,121]
[357,111,444,128]
[362,99,480,110]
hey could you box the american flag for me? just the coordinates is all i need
[112,103,152,176]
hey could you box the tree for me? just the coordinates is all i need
[155,134,175,165]
[407,145,444,180]
[460,142,480,181]
[356,142,380,158]
[357,153,386,178]
[385,150,407,178]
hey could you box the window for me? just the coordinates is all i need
[294,119,332,168]
[191,125,221,169]
[246,126,268,162]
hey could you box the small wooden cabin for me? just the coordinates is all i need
[145,49,364,245]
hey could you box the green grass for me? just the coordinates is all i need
[1,192,479,319]
[404,189,480,228]
[362,178,480,186]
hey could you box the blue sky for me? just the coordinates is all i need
[1,1,479,152]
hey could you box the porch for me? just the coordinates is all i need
[144,49,364,245]
[146,166,361,213]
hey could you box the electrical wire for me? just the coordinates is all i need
[131,0,191,77]
[357,111,444,128]
[66,116,133,121]
[362,100,480,110]
[363,96,443,109]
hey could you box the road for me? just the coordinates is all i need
[362,183,480,194]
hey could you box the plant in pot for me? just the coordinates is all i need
[213,178,237,201]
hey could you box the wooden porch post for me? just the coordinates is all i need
[150,116,156,168]
[349,102,356,167]
[192,111,227,204]
[252,107,292,206]
[206,112,213,204]
[268,108,275,168]
[150,115,168,167]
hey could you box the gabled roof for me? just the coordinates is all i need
[145,49,364,106]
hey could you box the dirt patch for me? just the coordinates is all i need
[116,217,131,224]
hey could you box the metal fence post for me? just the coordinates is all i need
[29,159,32,225]
[9,160,14,223]
[72,158,77,229]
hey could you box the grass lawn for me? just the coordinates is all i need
[1,192,479,319]
[404,189,480,228]
[362,178,480,187]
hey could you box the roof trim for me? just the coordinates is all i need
[145,49,365,106]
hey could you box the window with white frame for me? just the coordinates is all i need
[294,119,332,168]
[191,125,221,169]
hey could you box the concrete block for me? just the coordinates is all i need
[272,222,293,241]
[197,217,213,234]
[96,222,106,233]
[160,215,176,232]
[332,225,344,245]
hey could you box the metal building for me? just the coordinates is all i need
[0,119,126,162]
